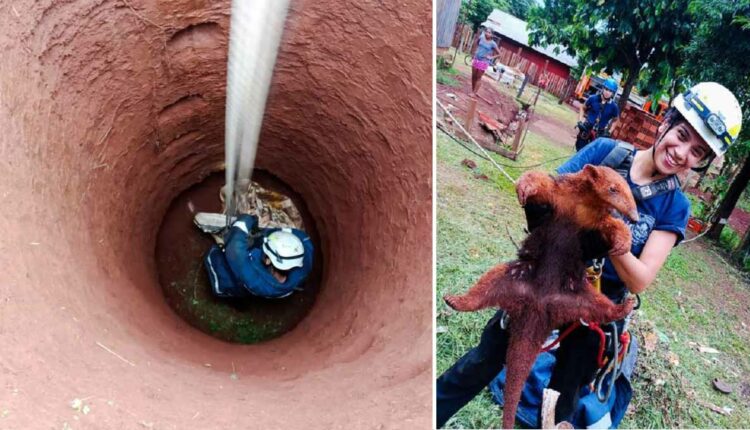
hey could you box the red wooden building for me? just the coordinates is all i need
[481,10,578,98]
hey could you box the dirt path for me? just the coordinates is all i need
[527,111,577,148]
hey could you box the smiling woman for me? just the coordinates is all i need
[436,81,744,429]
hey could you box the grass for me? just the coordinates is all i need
[630,244,750,428]
[438,68,461,88]
[164,255,296,344]
[436,129,574,429]
[436,76,750,428]
[737,188,750,213]
[719,226,742,251]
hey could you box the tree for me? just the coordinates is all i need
[460,0,509,31]
[507,0,536,21]
[527,0,695,112]
[679,0,750,252]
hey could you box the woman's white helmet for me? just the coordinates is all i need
[673,82,742,157]
[262,229,305,271]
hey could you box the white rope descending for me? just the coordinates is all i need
[436,99,516,184]
[224,0,290,222]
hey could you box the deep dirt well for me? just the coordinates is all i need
[155,171,322,344]
[0,1,432,428]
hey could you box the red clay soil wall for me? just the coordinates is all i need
[0,1,432,428]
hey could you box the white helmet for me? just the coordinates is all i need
[262,229,305,271]
[673,82,742,157]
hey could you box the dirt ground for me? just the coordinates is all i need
[527,111,577,147]
[438,72,580,159]
[437,73,520,150]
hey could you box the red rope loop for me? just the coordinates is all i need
[539,321,581,353]
[540,320,623,371]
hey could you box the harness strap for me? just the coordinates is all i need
[618,331,631,363]
[539,320,615,371]
[601,140,681,201]
[631,175,681,200]
[600,141,634,178]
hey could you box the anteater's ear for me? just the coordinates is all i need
[583,164,600,179]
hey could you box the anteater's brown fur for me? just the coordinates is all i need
[444,165,638,429]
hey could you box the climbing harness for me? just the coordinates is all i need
[539,321,582,354]
[585,294,640,404]
[585,141,680,293]
[601,141,681,202]
[585,258,605,293]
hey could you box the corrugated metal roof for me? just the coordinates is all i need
[482,9,578,68]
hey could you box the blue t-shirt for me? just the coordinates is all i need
[474,37,498,62]
[584,94,619,130]
[556,138,690,299]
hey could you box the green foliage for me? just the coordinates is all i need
[460,0,509,31]
[686,194,709,221]
[719,226,742,251]
[437,69,461,87]
[506,0,536,20]
[437,55,450,70]
[677,2,750,260]
[738,188,750,212]
[680,0,750,163]
[527,0,694,110]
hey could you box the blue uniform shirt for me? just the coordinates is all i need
[584,94,620,130]
[557,138,690,299]
[204,214,313,299]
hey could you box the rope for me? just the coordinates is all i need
[437,122,492,161]
[539,321,581,353]
[437,122,570,169]
[224,0,290,225]
[594,321,620,403]
[591,322,607,368]
[682,227,711,244]
[436,99,516,184]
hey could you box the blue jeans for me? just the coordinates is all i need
[204,245,252,298]
[436,310,609,428]
[436,310,510,427]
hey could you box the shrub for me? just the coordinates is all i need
[719,226,741,251]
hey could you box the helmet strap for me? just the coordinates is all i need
[650,139,662,178]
